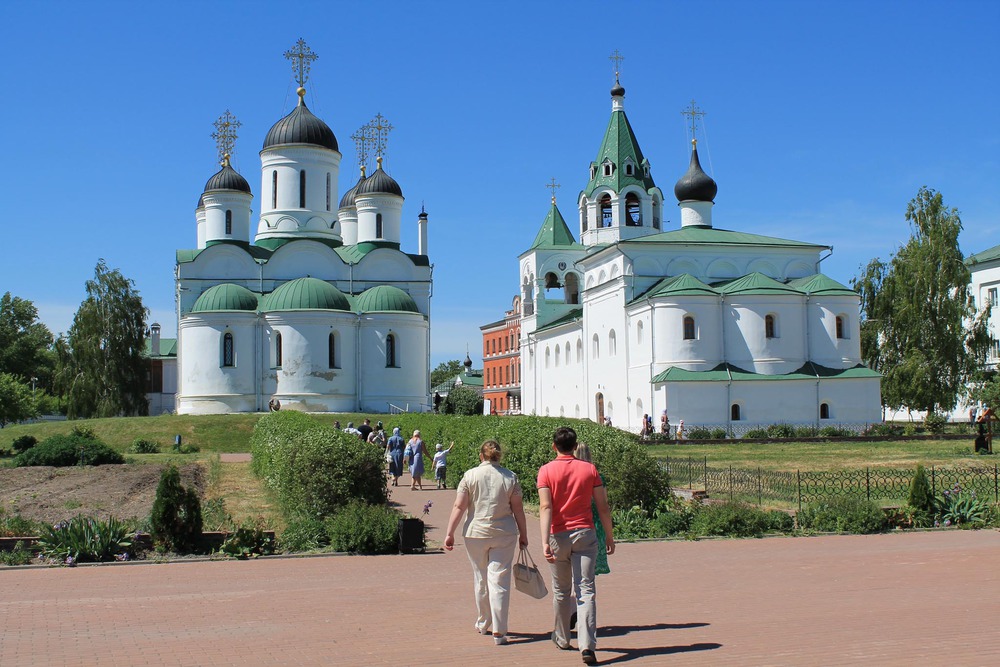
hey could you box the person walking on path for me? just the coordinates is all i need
[433,442,455,489]
[538,426,615,666]
[386,427,406,486]
[408,430,428,490]
[444,440,529,646]
[573,443,610,576]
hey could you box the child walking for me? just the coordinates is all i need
[433,442,454,489]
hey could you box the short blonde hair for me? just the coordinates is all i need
[480,440,502,462]
[413,430,421,437]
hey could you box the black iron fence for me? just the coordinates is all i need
[662,457,1000,510]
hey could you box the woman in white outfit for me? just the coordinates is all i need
[444,440,529,645]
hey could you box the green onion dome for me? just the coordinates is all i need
[263,277,351,311]
[191,284,259,312]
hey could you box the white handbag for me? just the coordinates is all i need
[513,547,548,599]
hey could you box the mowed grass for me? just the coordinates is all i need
[646,438,988,471]
[205,459,284,532]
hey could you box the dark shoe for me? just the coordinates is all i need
[570,611,577,630]
[582,649,597,665]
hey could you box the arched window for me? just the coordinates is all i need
[299,170,306,208]
[564,273,579,304]
[836,316,845,339]
[545,346,551,368]
[272,171,277,208]
[609,330,617,356]
[326,173,331,212]
[504,365,509,384]
[576,338,583,363]
[376,213,383,238]
[637,320,644,345]
[328,332,338,369]
[625,163,634,176]
[565,342,571,364]
[582,205,589,232]
[554,345,560,367]
[274,332,282,368]
[386,333,397,367]
[603,160,614,177]
[731,404,741,421]
[625,193,641,226]
[652,199,660,229]
[222,332,234,367]
[683,316,696,340]
[600,194,613,228]
[592,333,600,359]
[820,403,830,420]
[765,314,776,339]
[225,210,232,235]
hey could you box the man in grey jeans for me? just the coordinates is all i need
[538,427,615,665]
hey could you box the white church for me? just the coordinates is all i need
[518,74,882,433]
[174,41,431,414]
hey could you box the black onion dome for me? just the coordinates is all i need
[463,354,473,369]
[673,146,718,202]
[611,80,626,97]
[338,174,365,209]
[196,194,205,210]
[203,164,252,194]
[357,164,403,197]
[262,97,338,151]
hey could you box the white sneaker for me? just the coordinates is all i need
[494,636,509,645]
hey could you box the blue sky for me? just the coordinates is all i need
[2,0,998,367]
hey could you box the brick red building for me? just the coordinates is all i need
[480,295,522,414]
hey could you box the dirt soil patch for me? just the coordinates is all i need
[0,464,204,526]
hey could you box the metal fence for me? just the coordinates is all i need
[644,422,876,442]
[662,457,1000,510]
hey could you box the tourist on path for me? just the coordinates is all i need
[386,427,406,486]
[408,430,428,490]
[433,442,455,489]
[444,440,529,646]
[538,426,615,665]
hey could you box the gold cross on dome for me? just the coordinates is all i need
[284,38,318,88]
[351,125,371,171]
[681,99,707,142]
[211,110,241,165]
[546,177,561,203]
[367,113,393,159]
[609,49,624,81]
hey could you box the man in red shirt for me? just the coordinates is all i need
[538,426,615,665]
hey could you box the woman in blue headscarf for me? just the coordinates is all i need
[386,427,406,486]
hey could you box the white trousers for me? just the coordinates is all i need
[549,527,599,651]
[464,534,518,636]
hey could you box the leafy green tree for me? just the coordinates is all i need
[56,259,149,419]
[150,465,203,553]
[445,385,483,416]
[0,292,55,389]
[852,187,990,414]
[430,359,463,388]
[0,373,38,428]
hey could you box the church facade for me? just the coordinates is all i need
[174,42,431,414]
[518,77,881,434]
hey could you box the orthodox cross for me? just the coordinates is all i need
[681,99,706,143]
[546,177,561,204]
[284,38,318,88]
[367,112,393,159]
[351,124,371,174]
[609,49,624,82]
[211,110,241,165]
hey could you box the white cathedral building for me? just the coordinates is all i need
[174,43,431,414]
[518,77,882,433]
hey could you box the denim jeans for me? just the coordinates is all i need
[548,527,598,651]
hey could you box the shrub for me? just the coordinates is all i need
[797,497,887,534]
[863,423,904,437]
[687,428,712,440]
[201,497,231,531]
[150,465,203,553]
[219,518,275,559]
[923,411,947,435]
[0,540,33,566]
[279,516,329,552]
[325,501,400,554]
[937,483,992,527]
[766,424,796,438]
[12,433,124,467]
[445,386,483,416]
[12,434,37,454]
[793,426,818,438]
[130,438,160,454]
[766,510,795,532]
[744,429,769,439]
[689,501,788,538]
[0,510,40,537]
[36,515,134,563]
[651,498,696,536]
[612,506,653,541]
[710,428,727,440]
[906,465,936,526]
[819,426,851,437]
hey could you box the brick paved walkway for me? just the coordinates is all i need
[3,479,1000,666]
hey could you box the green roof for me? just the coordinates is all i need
[626,226,827,249]
[355,285,420,313]
[191,283,260,313]
[716,272,803,296]
[455,371,484,388]
[637,274,719,300]
[335,242,431,267]
[178,239,429,267]
[786,274,858,296]
[651,362,880,384]
[530,202,581,250]
[966,244,1000,266]
[262,277,351,312]
[535,308,584,334]
[584,109,655,197]
[144,338,177,359]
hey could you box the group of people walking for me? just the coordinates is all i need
[383,427,453,490]
[444,426,615,665]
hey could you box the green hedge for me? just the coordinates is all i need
[13,433,124,467]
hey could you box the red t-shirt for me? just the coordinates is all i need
[537,454,603,534]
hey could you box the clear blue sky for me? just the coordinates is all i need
[2,1,998,367]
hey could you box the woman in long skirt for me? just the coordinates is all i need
[386,427,406,486]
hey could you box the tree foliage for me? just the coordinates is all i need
[56,259,149,419]
[0,372,38,428]
[0,292,54,388]
[852,187,989,414]
[430,359,463,388]
[444,385,483,416]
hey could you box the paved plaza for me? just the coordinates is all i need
[3,483,1000,666]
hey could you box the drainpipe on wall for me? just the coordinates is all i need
[355,313,362,412]
[816,248,833,274]
[726,365,733,435]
